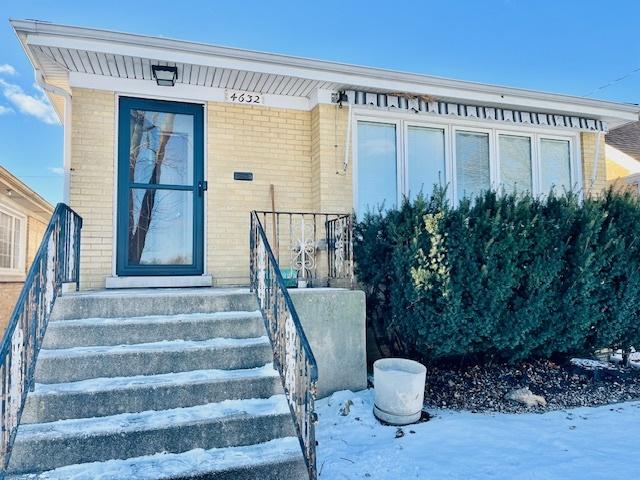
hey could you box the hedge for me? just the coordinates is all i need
[354,188,640,363]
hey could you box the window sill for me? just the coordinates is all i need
[0,272,26,283]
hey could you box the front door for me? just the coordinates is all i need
[116,97,205,276]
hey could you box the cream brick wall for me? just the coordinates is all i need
[581,132,607,195]
[70,88,115,290]
[207,102,313,285]
[310,104,352,213]
[66,87,612,288]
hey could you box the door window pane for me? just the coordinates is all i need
[407,126,445,199]
[540,139,571,194]
[129,110,194,186]
[456,131,490,201]
[128,189,193,266]
[357,121,397,214]
[499,135,532,193]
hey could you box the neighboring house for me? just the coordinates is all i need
[605,120,640,190]
[0,166,53,331]
[6,20,640,479]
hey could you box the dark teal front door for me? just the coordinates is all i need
[116,97,205,276]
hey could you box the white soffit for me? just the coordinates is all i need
[12,20,640,128]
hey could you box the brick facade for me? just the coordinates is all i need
[68,88,611,289]
[69,88,116,290]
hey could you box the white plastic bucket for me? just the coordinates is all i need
[373,358,426,425]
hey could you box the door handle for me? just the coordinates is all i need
[198,180,208,196]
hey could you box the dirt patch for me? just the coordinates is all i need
[423,358,640,413]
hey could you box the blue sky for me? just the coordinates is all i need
[0,0,639,204]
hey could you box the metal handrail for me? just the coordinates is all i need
[253,210,353,287]
[249,211,318,480]
[0,203,82,471]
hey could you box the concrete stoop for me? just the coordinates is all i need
[6,289,308,480]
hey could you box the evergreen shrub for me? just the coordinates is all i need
[354,188,640,363]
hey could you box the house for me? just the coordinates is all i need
[605,120,640,190]
[0,166,53,332]
[5,19,640,480]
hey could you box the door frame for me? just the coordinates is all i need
[115,96,205,277]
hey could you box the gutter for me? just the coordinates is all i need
[11,19,640,124]
[35,70,72,204]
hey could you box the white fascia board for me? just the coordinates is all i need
[16,21,640,123]
[605,144,640,174]
[309,88,334,108]
[69,72,310,110]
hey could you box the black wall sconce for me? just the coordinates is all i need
[152,65,178,86]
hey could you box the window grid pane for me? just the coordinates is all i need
[357,121,397,214]
[0,211,15,269]
[456,131,490,201]
[499,134,532,193]
[13,218,21,270]
[407,126,446,199]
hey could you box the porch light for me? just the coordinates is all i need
[151,65,178,86]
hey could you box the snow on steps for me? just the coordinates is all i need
[6,437,307,480]
[7,289,307,479]
[42,311,265,348]
[7,395,296,474]
[34,336,273,383]
[22,364,282,424]
[50,288,257,321]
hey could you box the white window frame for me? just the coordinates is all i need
[352,116,403,212]
[496,130,537,194]
[351,107,582,213]
[451,125,495,202]
[403,121,450,200]
[537,134,579,194]
[0,204,27,279]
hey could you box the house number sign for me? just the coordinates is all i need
[224,89,264,105]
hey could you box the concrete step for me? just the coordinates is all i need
[22,364,282,424]
[51,288,257,321]
[34,337,273,384]
[6,437,307,480]
[7,395,296,475]
[42,311,265,349]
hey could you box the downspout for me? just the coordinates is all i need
[36,70,72,204]
[589,131,603,193]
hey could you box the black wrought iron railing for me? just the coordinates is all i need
[249,211,318,480]
[0,203,82,471]
[254,211,353,287]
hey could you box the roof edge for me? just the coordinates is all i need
[10,19,640,122]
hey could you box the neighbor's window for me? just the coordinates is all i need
[357,121,397,214]
[540,138,572,194]
[407,126,446,199]
[499,134,533,193]
[455,131,490,201]
[0,207,25,274]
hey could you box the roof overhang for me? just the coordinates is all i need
[0,166,54,221]
[11,19,640,130]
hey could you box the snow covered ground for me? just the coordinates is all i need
[316,389,640,479]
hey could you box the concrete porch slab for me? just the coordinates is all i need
[105,275,213,289]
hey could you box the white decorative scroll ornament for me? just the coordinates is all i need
[256,240,267,308]
[68,218,76,281]
[8,327,24,435]
[284,311,298,405]
[291,216,316,281]
[44,235,56,316]
[334,218,347,275]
